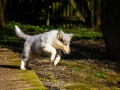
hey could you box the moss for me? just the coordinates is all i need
[8,59,20,65]
[64,84,92,90]
[1,49,46,90]
[20,70,46,89]
[59,60,84,68]
[24,86,45,90]
[18,69,46,89]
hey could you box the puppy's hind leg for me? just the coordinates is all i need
[21,54,32,70]
[20,43,31,70]
[25,59,31,69]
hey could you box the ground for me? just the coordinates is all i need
[30,40,120,90]
[1,40,120,90]
[0,48,45,90]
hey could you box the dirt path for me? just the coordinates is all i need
[0,48,45,90]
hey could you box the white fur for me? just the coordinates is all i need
[15,25,73,70]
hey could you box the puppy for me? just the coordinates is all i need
[15,25,73,70]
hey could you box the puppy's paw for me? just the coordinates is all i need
[21,67,27,70]
[54,60,59,66]
[50,56,55,61]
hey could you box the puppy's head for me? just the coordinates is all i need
[57,30,74,54]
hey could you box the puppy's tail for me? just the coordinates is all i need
[15,25,30,40]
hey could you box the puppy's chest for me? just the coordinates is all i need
[51,39,62,49]
[52,43,60,49]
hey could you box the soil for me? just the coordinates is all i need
[29,40,120,90]
[1,40,120,90]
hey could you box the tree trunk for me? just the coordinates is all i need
[46,0,50,26]
[95,0,101,27]
[69,0,85,23]
[90,0,94,28]
[86,0,95,28]
[101,0,120,61]
[0,0,5,28]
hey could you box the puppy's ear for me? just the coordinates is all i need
[57,30,63,40]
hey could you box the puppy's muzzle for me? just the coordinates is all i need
[61,45,70,54]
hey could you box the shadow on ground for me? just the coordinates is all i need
[0,40,107,60]
[0,65,20,69]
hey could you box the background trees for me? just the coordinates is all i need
[0,0,6,28]
[0,0,101,28]
[102,0,120,61]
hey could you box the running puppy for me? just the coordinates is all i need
[15,25,73,70]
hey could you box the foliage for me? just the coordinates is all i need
[5,21,103,40]
[93,70,106,78]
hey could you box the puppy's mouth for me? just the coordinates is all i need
[57,39,70,54]
[61,48,67,54]
[60,47,70,54]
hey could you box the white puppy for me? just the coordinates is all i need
[15,25,73,70]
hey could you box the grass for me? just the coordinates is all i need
[93,70,106,78]
[5,21,103,41]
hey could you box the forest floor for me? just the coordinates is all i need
[0,40,120,90]
[30,40,120,90]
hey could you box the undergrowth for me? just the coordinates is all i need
[5,21,103,40]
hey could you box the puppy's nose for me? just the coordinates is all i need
[67,50,70,54]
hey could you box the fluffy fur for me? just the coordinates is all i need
[15,25,73,70]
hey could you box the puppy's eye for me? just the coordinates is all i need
[64,41,68,45]
[64,43,67,45]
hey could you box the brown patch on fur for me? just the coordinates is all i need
[57,30,63,40]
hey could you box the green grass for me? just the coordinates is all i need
[5,21,103,41]
[92,69,106,78]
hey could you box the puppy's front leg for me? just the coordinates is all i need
[43,44,56,61]
[54,50,62,65]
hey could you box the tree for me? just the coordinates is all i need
[90,0,94,28]
[86,0,95,28]
[0,0,5,28]
[69,0,85,23]
[102,0,120,61]
[95,0,101,27]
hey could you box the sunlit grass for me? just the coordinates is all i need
[5,21,103,40]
